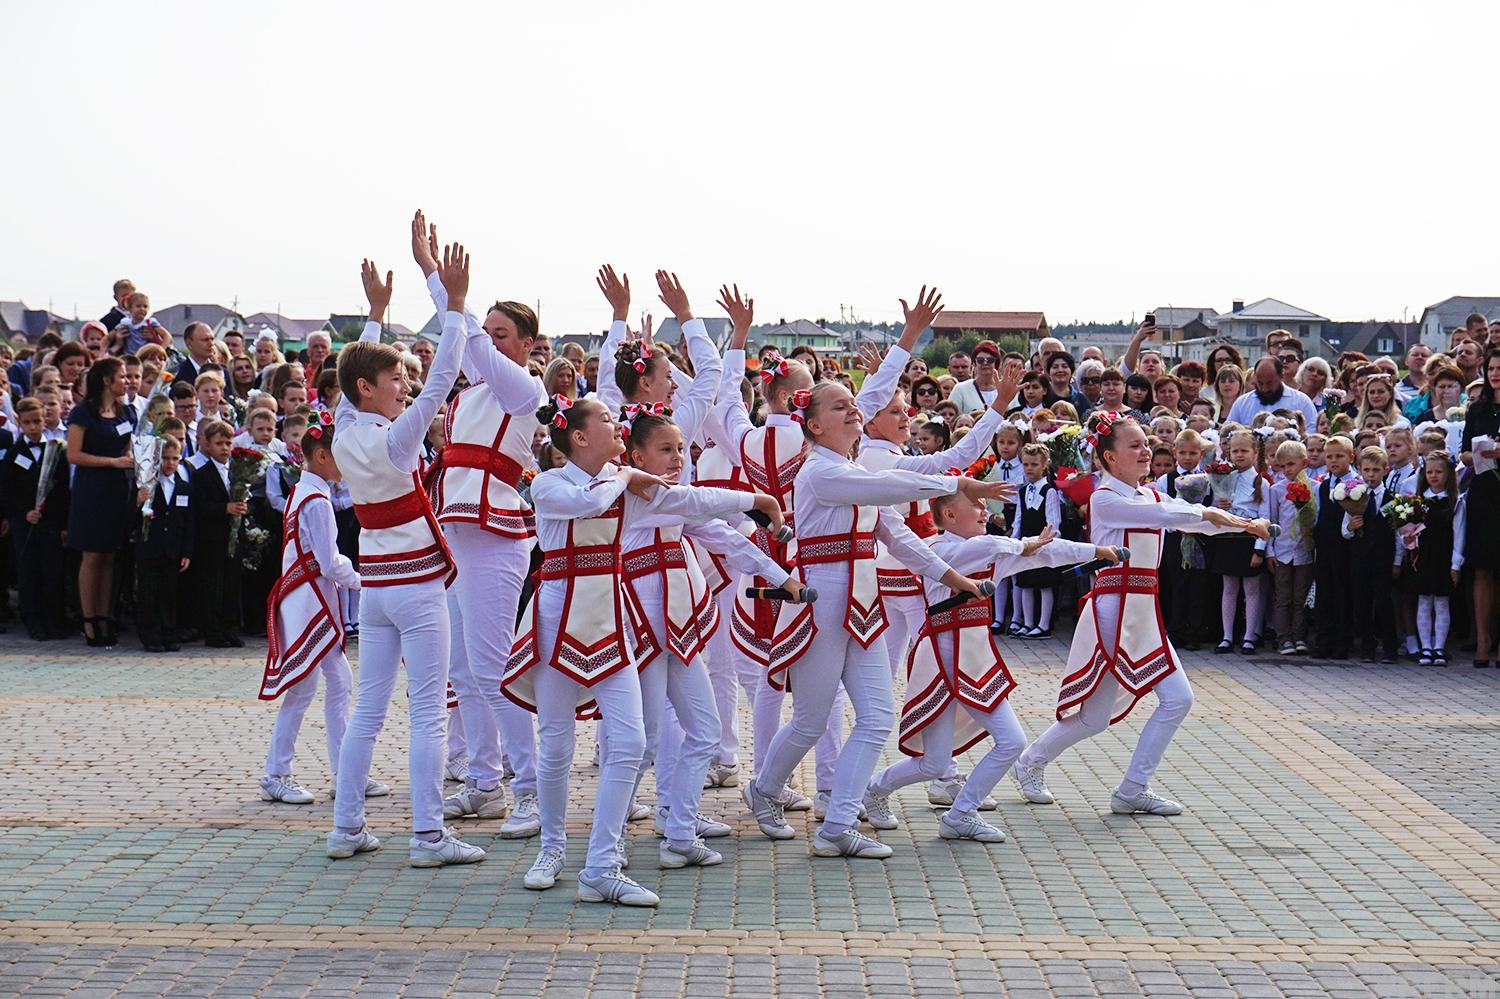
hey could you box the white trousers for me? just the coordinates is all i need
[443,524,539,796]
[447,705,466,761]
[755,568,894,828]
[631,580,721,841]
[264,650,352,777]
[870,696,1025,816]
[332,578,449,834]
[1024,668,1194,792]
[879,592,924,679]
[705,587,754,766]
[753,663,845,791]
[532,585,645,877]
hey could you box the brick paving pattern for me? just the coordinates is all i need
[1,632,1499,996]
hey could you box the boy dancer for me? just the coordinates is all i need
[326,248,485,867]
[259,416,388,804]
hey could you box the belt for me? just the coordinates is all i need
[538,544,620,580]
[796,531,876,566]
[1089,566,1158,596]
[621,541,687,581]
[354,491,428,530]
[442,443,524,488]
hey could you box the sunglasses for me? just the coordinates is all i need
[916,386,938,395]
[1081,376,1102,386]
[973,355,998,366]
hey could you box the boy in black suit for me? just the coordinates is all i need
[1,398,69,640]
[135,437,194,652]
[192,420,247,648]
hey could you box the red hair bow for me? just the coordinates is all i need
[619,401,671,438]
[551,395,574,429]
[788,387,811,424]
[760,350,792,384]
[631,343,653,374]
[1083,410,1124,449]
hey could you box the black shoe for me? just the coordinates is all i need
[1379,654,1396,665]
[164,643,181,652]
[226,636,245,648]
[26,629,49,642]
[1476,659,1491,669]
[1238,640,1256,655]
[1360,653,1375,664]
[1177,640,1201,652]
[143,644,166,653]
[1215,640,1233,654]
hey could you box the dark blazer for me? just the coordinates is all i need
[174,355,209,385]
[1313,477,1349,548]
[137,471,195,561]
[0,437,70,525]
[191,459,235,557]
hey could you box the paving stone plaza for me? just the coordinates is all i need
[2,632,1499,997]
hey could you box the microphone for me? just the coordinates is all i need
[744,586,819,603]
[745,508,794,543]
[1068,546,1130,577]
[1266,522,1282,538]
[927,580,996,617]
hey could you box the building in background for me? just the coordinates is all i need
[1418,296,1500,349]
[1209,298,1328,356]
[929,310,1049,349]
[1150,306,1219,343]
[1322,321,1421,359]
[153,304,245,348]
[754,319,841,353]
[0,301,77,342]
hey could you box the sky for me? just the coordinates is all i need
[4,1,1498,334]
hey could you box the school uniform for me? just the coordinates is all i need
[983,452,1023,626]
[1,436,69,639]
[191,454,244,646]
[1265,476,1316,649]
[134,467,193,649]
[1403,488,1466,661]
[1385,462,1420,498]
[1154,467,1209,648]
[1341,482,1400,660]
[1011,478,1063,633]
[1312,470,1359,658]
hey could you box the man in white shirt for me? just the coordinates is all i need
[1225,357,1319,429]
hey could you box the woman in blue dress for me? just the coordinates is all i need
[66,357,137,648]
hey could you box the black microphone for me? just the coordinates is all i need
[1068,546,1130,577]
[745,508,794,543]
[927,579,996,617]
[744,586,818,603]
[1266,522,1282,538]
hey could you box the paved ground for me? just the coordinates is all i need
[1,629,1499,997]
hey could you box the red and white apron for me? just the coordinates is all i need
[897,569,1016,758]
[875,501,936,597]
[622,526,718,669]
[433,385,537,539]
[259,486,343,700]
[726,424,806,673]
[1055,517,1174,724]
[503,496,629,714]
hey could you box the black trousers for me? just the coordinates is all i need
[10,518,66,636]
[1350,560,1397,656]
[195,553,242,641]
[136,557,181,647]
[1313,548,1353,655]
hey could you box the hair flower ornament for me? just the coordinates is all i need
[760,350,792,384]
[550,395,574,429]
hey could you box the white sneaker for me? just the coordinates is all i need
[329,777,391,800]
[444,756,470,783]
[743,782,795,840]
[325,828,380,859]
[926,776,997,811]
[442,784,508,820]
[812,790,869,822]
[500,792,541,839]
[780,785,813,811]
[1013,757,1055,804]
[939,810,1006,842]
[626,800,651,822]
[1110,787,1183,816]
[861,788,899,830]
[811,827,892,859]
[524,846,566,890]
[408,827,486,867]
[659,837,724,869]
[655,807,733,839]
[260,775,314,805]
[703,760,742,788]
[577,867,659,907]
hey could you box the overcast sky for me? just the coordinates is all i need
[5,1,1496,333]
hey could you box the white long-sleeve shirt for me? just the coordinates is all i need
[1011,477,1062,539]
[425,271,544,416]
[857,407,1003,475]
[598,317,723,482]
[1223,468,1271,552]
[925,533,1099,604]
[851,345,911,417]
[334,313,471,473]
[1264,478,1315,565]
[680,519,790,583]
[793,444,957,583]
[293,471,361,591]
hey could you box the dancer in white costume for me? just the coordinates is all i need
[410,213,542,839]
[1014,412,1271,815]
[741,381,1014,858]
[866,494,1119,841]
[502,395,782,905]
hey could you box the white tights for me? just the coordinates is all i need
[1417,595,1451,651]
[870,698,1026,816]
[1017,587,1055,630]
[264,651,351,778]
[1221,575,1265,643]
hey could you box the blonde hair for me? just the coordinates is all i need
[1174,428,1206,451]
[1324,434,1355,454]
[1357,444,1389,467]
[1274,440,1308,464]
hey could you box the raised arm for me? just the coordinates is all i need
[1121,319,1156,377]
[531,468,630,520]
[803,461,959,508]
[877,510,954,582]
[660,271,721,441]
[1094,486,1266,539]
[334,259,392,435]
[595,264,631,411]
[854,285,943,415]
[386,245,477,469]
[889,406,1006,474]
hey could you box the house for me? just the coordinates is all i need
[242,311,327,347]
[1150,306,1219,343]
[153,304,245,347]
[1417,296,1500,349]
[655,317,734,351]
[753,319,841,353]
[929,310,1049,348]
[0,301,76,342]
[1210,298,1328,355]
[1321,322,1421,359]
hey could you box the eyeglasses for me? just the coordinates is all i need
[973,355,998,366]
[1081,377,1102,386]
[915,386,938,395]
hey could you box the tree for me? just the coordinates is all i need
[922,330,1030,374]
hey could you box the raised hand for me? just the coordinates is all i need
[898,285,945,349]
[438,243,470,315]
[362,258,394,322]
[655,270,693,322]
[957,477,1018,504]
[716,284,754,335]
[411,210,438,277]
[855,343,883,376]
[992,357,1025,411]
[596,264,630,322]
[1021,523,1058,556]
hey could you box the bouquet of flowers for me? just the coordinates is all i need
[133,434,164,538]
[1053,466,1098,536]
[1330,479,1370,537]
[228,446,270,556]
[1204,458,1236,506]
[1381,493,1427,551]
[240,524,273,571]
[1038,423,1086,475]
[34,440,66,514]
[1285,477,1315,544]
[1170,473,1211,569]
[945,454,998,479]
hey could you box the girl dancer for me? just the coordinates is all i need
[502,395,782,905]
[867,496,1119,842]
[1405,451,1465,667]
[741,381,1011,858]
[617,404,803,866]
[1014,411,1270,816]
[411,213,542,839]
